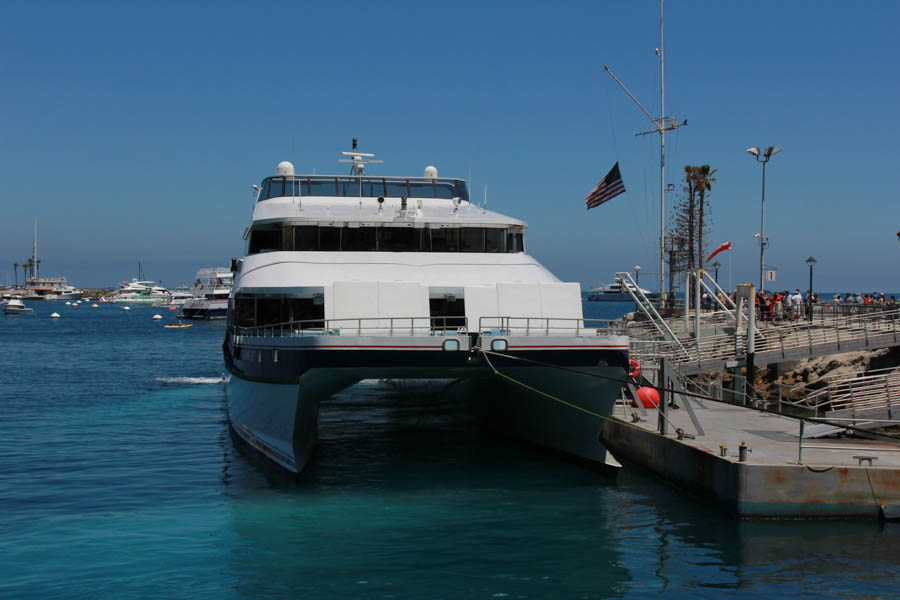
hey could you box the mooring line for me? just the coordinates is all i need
[476,349,900,444]
[479,348,678,438]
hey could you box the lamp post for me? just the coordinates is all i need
[712,261,721,284]
[633,265,641,288]
[746,145,781,293]
[805,256,816,322]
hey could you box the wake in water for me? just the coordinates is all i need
[154,376,225,385]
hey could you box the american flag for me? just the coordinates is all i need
[585,162,626,210]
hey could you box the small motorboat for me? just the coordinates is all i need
[4,299,34,315]
[164,320,193,329]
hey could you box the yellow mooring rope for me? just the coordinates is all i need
[478,348,672,437]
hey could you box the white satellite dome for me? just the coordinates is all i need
[424,165,438,179]
[276,161,295,176]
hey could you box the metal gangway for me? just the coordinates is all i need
[677,308,900,375]
[615,271,690,359]
[784,367,900,428]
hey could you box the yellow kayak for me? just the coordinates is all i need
[164,322,193,329]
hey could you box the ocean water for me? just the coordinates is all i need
[1,301,898,599]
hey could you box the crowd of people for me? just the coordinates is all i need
[831,292,896,306]
[754,289,814,322]
[694,289,898,322]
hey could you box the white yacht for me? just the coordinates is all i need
[587,281,658,302]
[112,279,169,304]
[20,278,84,301]
[224,143,630,474]
[182,268,232,319]
[151,288,195,310]
[4,299,34,315]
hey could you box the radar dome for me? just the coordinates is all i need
[276,161,295,176]
[424,165,438,179]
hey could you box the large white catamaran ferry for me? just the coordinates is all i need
[223,142,630,474]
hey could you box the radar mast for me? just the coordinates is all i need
[339,138,383,176]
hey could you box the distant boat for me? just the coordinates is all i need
[181,268,232,320]
[587,281,659,302]
[4,299,34,315]
[112,263,169,304]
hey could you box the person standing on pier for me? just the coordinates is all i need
[791,289,803,320]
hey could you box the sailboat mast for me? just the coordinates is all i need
[33,218,37,280]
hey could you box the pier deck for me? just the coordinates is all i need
[602,399,900,519]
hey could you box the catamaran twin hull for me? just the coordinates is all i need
[223,330,629,474]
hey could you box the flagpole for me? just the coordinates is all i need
[659,0,666,308]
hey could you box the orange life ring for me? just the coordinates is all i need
[629,359,640,379]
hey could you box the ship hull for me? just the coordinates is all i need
[182,299,228,320]
[224,339,628,474]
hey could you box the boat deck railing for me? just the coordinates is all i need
[231,316,626,338]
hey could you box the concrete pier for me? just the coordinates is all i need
[602,399,900,519]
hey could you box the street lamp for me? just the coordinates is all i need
[633,265,641,288]
[712,261,721,284]
[746,145,781,293]
[805,256,816,321]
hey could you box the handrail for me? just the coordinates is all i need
[477,316,625,336]
[615,271,690,359]
[233,315,463,338]
[232,315,629,339]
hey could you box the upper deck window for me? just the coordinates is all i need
[250,224,524,254]
[257,176,468,202]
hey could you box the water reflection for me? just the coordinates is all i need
[220,381,900,599]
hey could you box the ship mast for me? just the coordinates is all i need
[604,0,686,307]
[32,218,38,280]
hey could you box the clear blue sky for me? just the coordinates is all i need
[2,0,898,293]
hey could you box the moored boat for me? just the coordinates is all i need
[223,142,630,475]
[4,299,34,315]
[587,280,658,301]
[182,268,232,319]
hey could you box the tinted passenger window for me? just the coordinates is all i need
[319,227,341,251]
[485,228,506,253]
[249,229,280,253]
[507,232,524,253]
[233,299,254,327]
[343,227,377,251]
[287,298,325,329]
[379,227,420,251]
[431,228,459,252]
[256,299,282,326]
[294,226,318,251]
[459,228,485,252]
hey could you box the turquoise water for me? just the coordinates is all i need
[1,301,898,599]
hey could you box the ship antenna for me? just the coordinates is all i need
[338,138,383,176]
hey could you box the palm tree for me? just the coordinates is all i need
[693,165,718,265]
[13,263,18,287]
[683,165,698,270]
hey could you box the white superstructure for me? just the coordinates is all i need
[224,142,630,474]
